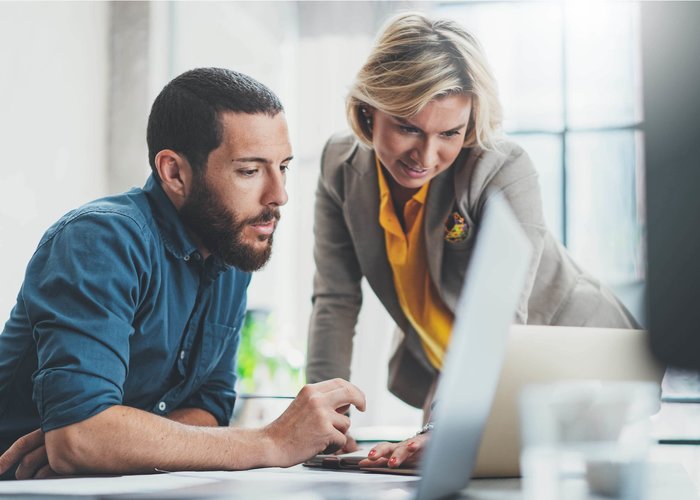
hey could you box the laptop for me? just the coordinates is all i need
[474,325,664,478]
[306,192,533,499]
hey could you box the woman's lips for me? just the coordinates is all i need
[399,160,429,178]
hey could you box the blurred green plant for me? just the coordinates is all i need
[236,308,305,395]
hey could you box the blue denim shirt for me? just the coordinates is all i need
[0,175,249,441]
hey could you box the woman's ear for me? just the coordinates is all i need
[154,150,194,209]
[361,105,375,134]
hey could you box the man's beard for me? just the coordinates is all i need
[179,176,280,272]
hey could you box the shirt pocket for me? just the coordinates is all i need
[198,322,240,379]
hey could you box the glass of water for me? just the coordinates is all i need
[519,381,660,500]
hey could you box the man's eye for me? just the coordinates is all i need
[240,169,258,177]
[280,164,290,173]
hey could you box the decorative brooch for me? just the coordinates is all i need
[444,212,469,243]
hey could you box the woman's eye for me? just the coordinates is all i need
[442,130,462,138]
[399,125,420,134]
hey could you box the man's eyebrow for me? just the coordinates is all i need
[231,155,294,164]
[394,116,468,133]
[232,157,270,164]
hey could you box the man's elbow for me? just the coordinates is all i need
[45,425,93,475]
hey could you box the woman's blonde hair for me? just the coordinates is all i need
[347,12,502,150]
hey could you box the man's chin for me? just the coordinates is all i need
[220,241,273,272]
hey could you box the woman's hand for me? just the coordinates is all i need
[357,433,429,469]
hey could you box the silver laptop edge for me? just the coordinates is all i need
[415,193,532,500]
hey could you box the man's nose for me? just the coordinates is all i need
[263,169,288,207]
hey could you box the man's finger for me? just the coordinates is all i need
[340,435,359,453]
[329,412,351,435]
[0,429,44,474]
[311,380,366,411]
[323,385,366,413]
[33,464,57,479]
[15,445,49,480]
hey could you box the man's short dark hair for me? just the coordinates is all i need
[147,67,284,177]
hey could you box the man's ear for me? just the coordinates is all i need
[154,150,194,209]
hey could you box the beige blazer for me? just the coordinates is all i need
[306,132,638,408]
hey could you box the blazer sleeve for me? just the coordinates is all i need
[305,137,364,384]
[466,143,548,324]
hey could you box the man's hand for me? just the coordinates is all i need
[358,433,429,469]
[337,433,359,454]
[0,429,58,479]
[263,378,366,467]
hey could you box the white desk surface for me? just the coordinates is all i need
[0,445,697,500]
[3,398,700,500]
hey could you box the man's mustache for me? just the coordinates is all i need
[244,207,281,226]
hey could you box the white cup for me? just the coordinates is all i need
[519,381,660,500]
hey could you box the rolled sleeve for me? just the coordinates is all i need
[24,210,151,431]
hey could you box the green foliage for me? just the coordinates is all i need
[235,309,305,394]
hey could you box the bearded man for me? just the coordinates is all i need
[0,68,364,480]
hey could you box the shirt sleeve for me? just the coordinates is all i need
[179,298,247,426]
[24,209,152,432]
[306,138,364,385]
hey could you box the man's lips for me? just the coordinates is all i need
[249,220,277,236]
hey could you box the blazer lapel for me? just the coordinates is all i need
[344,147,408,330]
[424,148,471,309]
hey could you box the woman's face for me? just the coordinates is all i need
[368,93,472,191]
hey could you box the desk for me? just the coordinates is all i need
[0,446,697,500]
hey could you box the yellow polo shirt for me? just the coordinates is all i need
[376,158,454,369]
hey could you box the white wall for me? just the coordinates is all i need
[0,2,110,319]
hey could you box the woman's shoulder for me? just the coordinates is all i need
[471,137,531,170]
[460,137,536,186]
[322,131,359,168]
[320,131,374,177]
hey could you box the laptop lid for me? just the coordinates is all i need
[474,325,664,478]
[415,193,532,500]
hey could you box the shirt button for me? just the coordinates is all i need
[184,255,190,262]
[158,401,167,412]
[179,350,185,360]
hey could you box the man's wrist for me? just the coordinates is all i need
[256,425,281,467]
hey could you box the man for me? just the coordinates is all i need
[0,67,364,480]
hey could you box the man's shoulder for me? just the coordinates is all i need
[40,187,155,248]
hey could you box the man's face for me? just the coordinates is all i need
[180,111,291,271]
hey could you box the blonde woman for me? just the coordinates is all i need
[306,12,637,467]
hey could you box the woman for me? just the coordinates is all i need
[306,12,638,467]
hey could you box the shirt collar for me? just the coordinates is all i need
[375,155,430,206]
[143,174,199,261]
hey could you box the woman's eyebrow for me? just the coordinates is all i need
[394,116,468,133]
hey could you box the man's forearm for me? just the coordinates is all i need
[45,405,271,475]
[167,407,219,427]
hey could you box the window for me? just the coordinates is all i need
[437,2,645,307]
